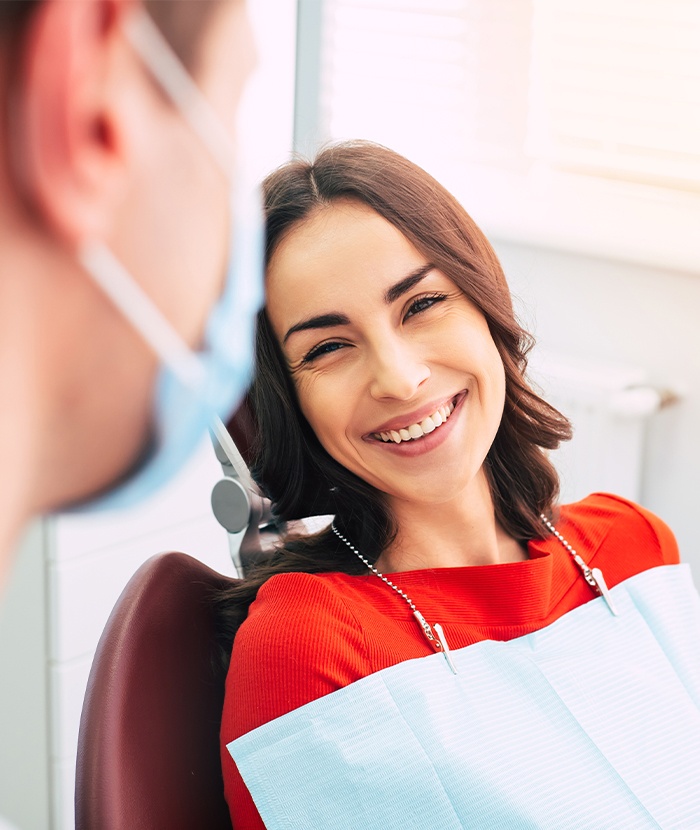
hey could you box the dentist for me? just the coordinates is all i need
[0,0,262,580]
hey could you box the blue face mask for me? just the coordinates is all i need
[71,11,263,512]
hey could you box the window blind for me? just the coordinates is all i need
[316,0,700,270]
[530,0,700,191]
[320,0,532,189]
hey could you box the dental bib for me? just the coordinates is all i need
[228,564,700,829]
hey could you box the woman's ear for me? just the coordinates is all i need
[13,0,135,244]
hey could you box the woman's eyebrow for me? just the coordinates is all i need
[384,264,434,304]
[283,312,350,344]
[283,264,434,344]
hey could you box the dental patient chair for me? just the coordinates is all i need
[75,400,281,829]
[75,551,238,830]
[75,401,291,829]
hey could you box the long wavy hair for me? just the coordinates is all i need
[215,141,571,664]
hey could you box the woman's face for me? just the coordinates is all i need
[266,199,506,509]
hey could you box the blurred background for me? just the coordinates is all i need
[1,1,698,827]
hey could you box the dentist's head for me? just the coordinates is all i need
[0,0,261,575]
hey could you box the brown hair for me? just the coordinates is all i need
[0,2,37,32]
[214,141,572,664]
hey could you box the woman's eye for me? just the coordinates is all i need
[302,341,346,364]
[405,293,448,319]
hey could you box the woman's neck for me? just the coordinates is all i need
[376,471,527,573]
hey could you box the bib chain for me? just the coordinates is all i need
[331,514,618,675]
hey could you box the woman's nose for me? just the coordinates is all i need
[368,338,430,401]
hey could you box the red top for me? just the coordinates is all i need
[221,493,679,829]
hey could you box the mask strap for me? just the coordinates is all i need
[79,242,256,487]
[78,241,206,391]
[122,9,236,177]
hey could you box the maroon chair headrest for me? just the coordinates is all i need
[227,395,257,469]
[75,553,239,830]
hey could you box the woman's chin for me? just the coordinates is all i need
[378,465,485,512]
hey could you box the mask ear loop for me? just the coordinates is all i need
[78,241,206,393]
[121,9,236,176]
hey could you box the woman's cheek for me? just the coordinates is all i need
[298,381,340,444]
[312,373,360,458]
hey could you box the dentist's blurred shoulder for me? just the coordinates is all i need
[0,0,260,576]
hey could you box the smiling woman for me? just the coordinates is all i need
[216,142,697,830]
[252,143,571,543]
[267,199,511,547]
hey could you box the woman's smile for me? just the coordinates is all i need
[366,390,467,457]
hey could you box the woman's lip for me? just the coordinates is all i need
[365,390,467,456]
[364,390,468,438]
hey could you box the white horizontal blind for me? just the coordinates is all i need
[320,0,532,190]
[529,0,700,191]
[319,0,700,230]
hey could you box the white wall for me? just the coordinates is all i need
[494,239,700,579]
[0,525,50,830]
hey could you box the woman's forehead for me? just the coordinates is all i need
[266,201,425,312]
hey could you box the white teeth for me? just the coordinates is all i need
[421,416,436,434]
[374,397,458,443]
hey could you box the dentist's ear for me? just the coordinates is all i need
[13,0,135,245]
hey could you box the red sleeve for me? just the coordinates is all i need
[555,493,681,603]
[630,501,681,566]
[220,571,369,829]
[584,492,681,572]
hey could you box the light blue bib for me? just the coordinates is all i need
[228,565,700,829]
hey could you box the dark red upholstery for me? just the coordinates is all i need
[75,553,238,830]
[227,395,257,468]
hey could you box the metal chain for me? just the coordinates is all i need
[332,514,601,648]
[331,524,420,614]
[331,523,443,651]
[538,513,598,587]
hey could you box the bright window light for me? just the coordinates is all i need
[315,0,700,272]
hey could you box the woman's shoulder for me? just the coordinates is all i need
[244,570,364,630]
[560,492,680,568]
[232,570,366,658]
[228,570,370,709]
